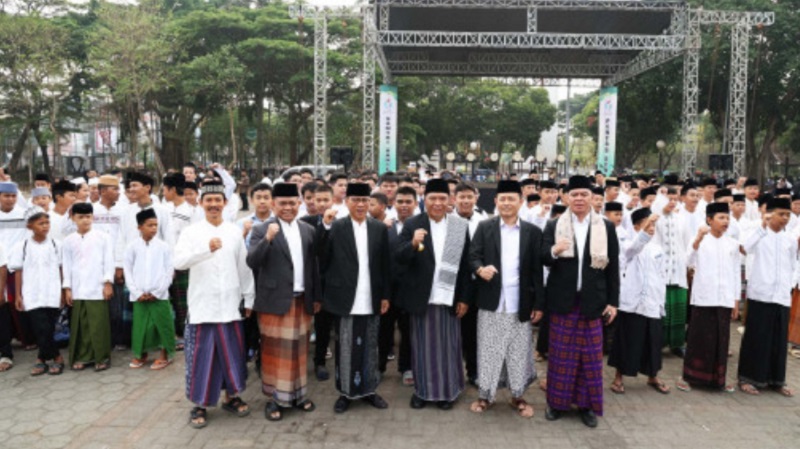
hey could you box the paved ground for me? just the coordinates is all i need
[1,324,799,449]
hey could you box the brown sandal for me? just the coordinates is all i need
[610,381,625,394]
[773,385,794,397]
[647,379,670,394]
[510,398,534,418]
[469,399,491,414]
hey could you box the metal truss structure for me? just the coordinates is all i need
[294,1,774,176]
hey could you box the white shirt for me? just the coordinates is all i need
[687,233,741,308]
[652,212,690,288]
[497,219,521,314]
[260,176,273,186]
[173,220,255,324]
[615,224,632,280]
[744,226,797,307]
[124,237,174,302]
[61,230,115,300]
[619,232,666,319]
[350,219,373,315]
[47,210,71,242]
[572,213,590,291]
[166,201,197,244]
[745,198,761,221]
[91,202,126,268]
[0,206,29,259]
[457,211,485,239]
[279,218,305,293]
[332,202,350,219]
[8,237,61,310]
[428,216,454,306]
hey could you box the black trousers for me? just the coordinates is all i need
[240,193,249,211]
[314,309,335,367]
[28,308,61,361]
[0,303,13,360]
[536,311,550,355]
[461,305,478,380]
[378,306,411,373]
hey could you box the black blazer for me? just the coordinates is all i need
[320,216,391,317]
[541,216,620,319]
[387,220,409,302]
[469,217,545,322]
[246,218,322,315]
[394,213,473,315]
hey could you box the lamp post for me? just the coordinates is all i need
[556,154,566,178]
[656,140,666,175]
[512,151,523,176]
[446,151,456,172]
[466,152,476,180]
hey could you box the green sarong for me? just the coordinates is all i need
[131,300,176,359]
[663,286,687,349]
[69,300,112,365]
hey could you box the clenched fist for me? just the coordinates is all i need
[412,229,428,250]
[210,238,223,252]
[266,223,281,242]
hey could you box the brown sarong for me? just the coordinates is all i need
[258,297,312,407]
[788,289,800,346]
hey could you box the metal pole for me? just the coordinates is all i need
[564,79,571,174]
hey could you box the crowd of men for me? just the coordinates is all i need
[0,165,797,431]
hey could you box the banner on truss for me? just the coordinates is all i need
[597,86,618,175]
[379,85,398,174]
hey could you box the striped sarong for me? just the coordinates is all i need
[335,315,381,399]
[663,286,687,349]
[131,300,176,359]
[259,297,312,407]
[169,270,190,337]
[410,304,465,402]
[546,306,604,416]
[184,321,247,407]
[69,300,111,365]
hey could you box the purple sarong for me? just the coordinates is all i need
[184,321,247,407]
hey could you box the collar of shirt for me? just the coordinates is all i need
[500,218,521,230]
[571,212,590,226]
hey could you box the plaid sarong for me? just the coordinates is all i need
[259,297,312,407]
[546,306,604,415]
[663,286,687,349]
[169,270,190,338]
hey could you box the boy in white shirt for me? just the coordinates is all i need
[677,202,741,393]
[10,207,63,376]
[737,198,797,397]
[62,203,115,372]
[125,209,176,371]
[608,208,670,394]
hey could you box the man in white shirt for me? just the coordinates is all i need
[743,178,761,221]
[0,182,35,350]
[608,208,671,394]
[329,173,350,219]
[320,182,391,413]
[678,202,740,393]
[737,198,797,397]
[174,181,255,429]
[468,181,544,418]
[122,172,174,249]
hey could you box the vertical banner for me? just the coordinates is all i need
[597,86,618,175]
[379,85,398,174]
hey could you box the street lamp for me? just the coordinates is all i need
[556,154,566,178]
[466,152,476,180]
[656,140,666,174]
[446,151,456,172]
[512,151,524,176]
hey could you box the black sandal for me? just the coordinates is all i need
[222,397,251,417]
[264,401,283,421]
[294,399,316,412]
[95,360,110,372]
[189,407,208,429]
[30,362,48,377]
[48,362,65,376]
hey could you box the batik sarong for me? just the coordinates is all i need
[335,315,381,399]
[477,310,536,402]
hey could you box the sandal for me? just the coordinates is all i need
[221,397,250,417]
[189,407,208,429]
[95,360,111,372]
[294,399,316,412]
[71,362,88,371]
[738,382,759,395]
[469,399,491,414]
[0,357,14,372]
[48,362,64,376]
[510,398,534,418]
[676,378,692,392]
[150,359,171,371]
[723,384,736,393]
[610,380,625,394]
[539,379,547,392]
[175,339,185,352]
[129,358,147,369]
[30,362,48,377]
[773,386,795,397]
[789,348,800,359]
[264,401,283,422]
[23,344,38,351]
[647,380,670,394]
[534,352,544,362]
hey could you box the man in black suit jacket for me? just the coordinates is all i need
[468,181,544,418]
[541,175,620,429]
[319,183,391,414]
[245,183,321,421]
[395,179,473,410]
[299,184,336,381]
